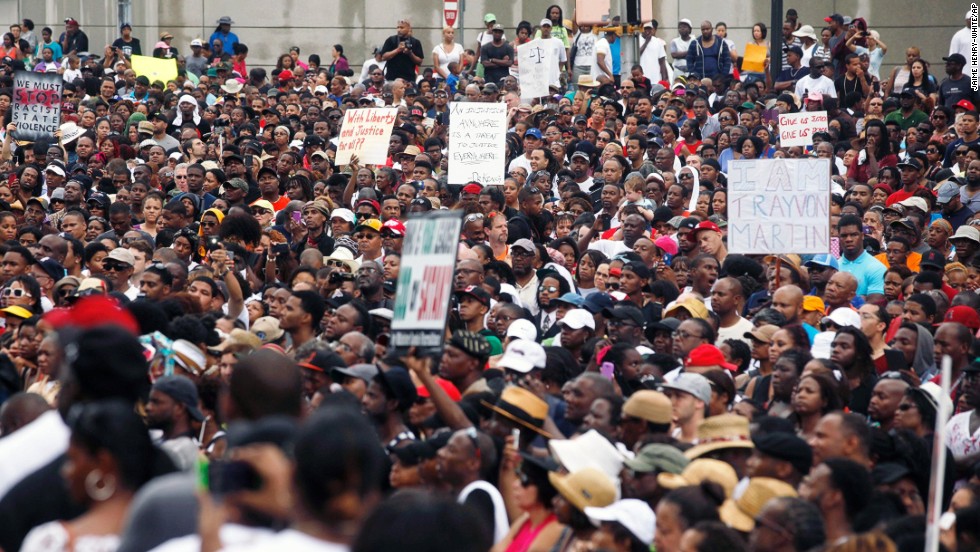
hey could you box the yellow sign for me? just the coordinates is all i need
[131,55,178,84]
[742,43,768,73]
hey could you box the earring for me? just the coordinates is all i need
[84,469,116,502]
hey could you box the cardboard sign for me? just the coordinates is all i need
[390,211,464,356]
[11,71,62,142]
[742,43,767,73]
[447,102,507,185]
[335,107,399,166]
[518,39,553,99]
[131,55,178,84]
[576,0,611,25]
[778,111,828,147]
[727,158,832,254]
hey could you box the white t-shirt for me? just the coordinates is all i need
[716,317,755,347]
[794,75,837,100]
[221,529,350,552]
[591,37,612,80]
[639,35,667,82]
[432,42,464,77]
[670,37,693,74]
[573,32,596,68]
[946,410,980,465]
[150,524,274,552]
[540,37,568,87]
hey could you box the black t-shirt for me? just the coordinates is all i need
[111,37,142,57]
[939,75,980,109]
[381,35,423,82]
[481,41,514,85]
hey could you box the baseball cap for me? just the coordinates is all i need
[382,219,406,236]
[944,53,968,65]
[623,390,672,425]
[375,367,418,411]
[936,181,961,204]
[505,319,538,342]
[663,297,709,320]
[660,373,711,404]
[540,18,553,27]
[821,307,861,329]
[152,375,205,421]
[558,308,595,330]
[298,349,346,373]
[685,344,737,371]
[497,340,547,373]
[456,284,490,307]
[525,128,543,140]
[804,253,839,271]
[106,248,135,267]
[897,158,923,172]
[35,258,67,281]
[824,13,844,23]
[250,316,284,343]
[511,238,536,252]
[483,13,497,23]
[624,443,689,474]
[332,363,379,383]
[752,432,813,475]
[222,178,249,192]
[744,324,779,343]
[415,377,461,401]
[679,18,693,27]
[956,99,977,111]
[802,296,826,313]
[694,221,721,235]
[355,218,383,233]
[943,305,980,331]
[920,249,947,270]
[582,293,614,315]
[601,304,645,327]
[355,198,381,214]
[784,45,804,58]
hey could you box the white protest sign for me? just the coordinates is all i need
[778,110,828,147]
[447,102,507,185]
[335,107,398,165]
[727,158,831,254]
[12,71,63,142]
[518,39,552,99]
[390,211,464,355]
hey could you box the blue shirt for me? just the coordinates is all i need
[610,37,621,75]
[208,31,239,56]
[838,251,886,296]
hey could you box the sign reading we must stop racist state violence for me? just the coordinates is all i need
[727,158,832,255]
[12,71,63,142]
[335,107,399,166]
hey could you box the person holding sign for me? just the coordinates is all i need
[537,20,567,88]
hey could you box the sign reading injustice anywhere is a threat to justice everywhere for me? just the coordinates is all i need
[12,71,62,142]
[727,158,832,255]
[390,210,464,356]
[447,102,507,186]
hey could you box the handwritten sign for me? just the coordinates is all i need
[518,39,552,99]
[12,71,62,142]
[335,107,399,166]
[727,158,831,254]
[391,210,464,356]
[742,43,767,73]
[778,110,828,147]
[447,102,507,185]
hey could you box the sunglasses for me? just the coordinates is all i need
[103,261,132,272]
[464,213,485,223]
[538,285,559,293]
[1,288,30,298]
[57,286,77,298]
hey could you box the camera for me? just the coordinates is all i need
[329,271,354,284]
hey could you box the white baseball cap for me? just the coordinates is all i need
[585,499,656,546]
[558,308,595,330]
[821,307,861,329]
[498,340,547,373]
[505,319,538,341]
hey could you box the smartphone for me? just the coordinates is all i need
[226,250,234,261]
[600,362,615,380]
[205,235,220,251]
[511,428,520,445]
[272,242,289,255]
[208,459,262,496]
[291,211,303,223]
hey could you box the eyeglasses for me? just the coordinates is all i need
[608,319,638,328]
[57,286,77,298]
[672,329,702,340]
[956,149,969,156]
[1,288,30,298]
[328,115,343,120]
[606,282,620,290]
[354,233,379,240]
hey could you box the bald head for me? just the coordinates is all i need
[0,392,51,436]
[772,285,804,324]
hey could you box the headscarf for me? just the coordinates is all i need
[126,112,147,134]
[172,94,202,127]
[911,324,938,380]
[678,165,701,214]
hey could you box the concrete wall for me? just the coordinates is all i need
[0,0,965,79]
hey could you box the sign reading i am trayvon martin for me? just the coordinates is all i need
[11,71,62,142]
[727,158,832,255]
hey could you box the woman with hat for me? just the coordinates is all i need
[654,480,725,552]
[548,467,617,552]
[152,31,178,59]
[492,453,562,552]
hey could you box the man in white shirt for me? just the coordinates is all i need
[638,21,668,83]
[538,19,568,88]
[670,19,694,76]
[795,57,838,101]
[950,10,976,79]
[592,30,614,83]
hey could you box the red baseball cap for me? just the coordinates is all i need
[685,344,738,371]
[382,219,406,236]
[416,377,462,401]
[943,306,980,331]
[278,69,294,81]
[956,99,977,111]
[356,198,381,214]
[462,183,484,194]
[694,221,722,234]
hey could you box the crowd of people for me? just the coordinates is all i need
[0,5,977,552]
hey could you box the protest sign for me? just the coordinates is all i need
[335,107,399,166]
[391,210,464,356]
[518,39,552,99]
[742,43,767,73]
[12,71,62,142]
[727,158,831,254]
[131,55,178,84]
[447,102,507,185]
[778,111,828,147]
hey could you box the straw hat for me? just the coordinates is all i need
[622,390,672,424]
[481,386,552,437]
[549,467,617,512]
[577,74,600,88]
[663,296,709,319]
[684,414,754,460]
[658,458,739,498]
[719,477,798,532]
